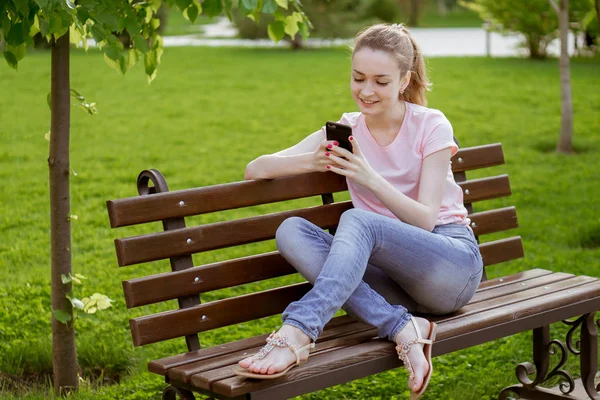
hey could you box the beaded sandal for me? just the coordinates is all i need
[234,331,315,379]
[395,317,437,400]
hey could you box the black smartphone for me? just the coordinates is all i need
[325,121,353,153]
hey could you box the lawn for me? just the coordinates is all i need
[0,46,599,400]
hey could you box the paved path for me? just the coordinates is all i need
[163,18,576,57]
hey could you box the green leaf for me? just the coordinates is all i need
[242,0,258,11]
[184,3,200,22]
[267,20,285,42]
[6,22,26,46]
[34,0,49,7]
[262,0,277,13]
[298,20,309,40]
[284,13,302,37]
[274,0,288,9]
[65,0,76,10]
[175,0,193,11]
[223,0,233,20]
[4,51,19,70]
[61,274,72,284]
[203,0,223,18]
[73,273,86,280]
[53,309,72,324]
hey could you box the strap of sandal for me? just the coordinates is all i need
[252,332,315,365]
[395,317,430,379]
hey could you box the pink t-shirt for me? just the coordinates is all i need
[326,102,469,226]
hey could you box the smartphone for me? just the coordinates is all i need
[325,121,353,153]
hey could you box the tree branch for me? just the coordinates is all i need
[548,0,560,15]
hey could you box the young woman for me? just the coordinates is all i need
[235,23,483,399]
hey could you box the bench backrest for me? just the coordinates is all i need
[107,143,523,351]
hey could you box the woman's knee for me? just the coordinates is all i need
[275,217,307,252]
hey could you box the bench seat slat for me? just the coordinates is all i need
[168,323,377,383]
[477,268,552,290]
[431,274,591,324]
[199,277,600,397]
[107,145,503,229]
[125,236,523,310]
[148,315,358,375]
[469,272,574,304]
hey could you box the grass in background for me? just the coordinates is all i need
[0,47,599,399]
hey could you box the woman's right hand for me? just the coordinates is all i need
[312,139,341,172]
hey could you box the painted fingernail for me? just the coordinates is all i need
[325,152,330,156]
[349,136,354,141]
[334,141,339,146]
[326,165,331,169]
[327,144,332,149]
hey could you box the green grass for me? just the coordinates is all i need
[0,47,599,399]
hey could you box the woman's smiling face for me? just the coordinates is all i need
[351,47,408,116]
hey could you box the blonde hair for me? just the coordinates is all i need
[353,24,432,106]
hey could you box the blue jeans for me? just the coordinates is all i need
[277,208,483,342]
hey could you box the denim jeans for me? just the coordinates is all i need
[277,208,483,342]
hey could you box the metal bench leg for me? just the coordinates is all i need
[499,313,599,399]
[162,385,197,400]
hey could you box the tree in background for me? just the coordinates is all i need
[550,0,574,153]
[462,0,593,58]
[0,0,307,394]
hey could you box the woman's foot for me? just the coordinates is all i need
[394,316,432,393]
[238,325,313,376]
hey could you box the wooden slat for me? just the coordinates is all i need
[107,145,503,229]
[203,278,600,397]
[148,315,358,375]
[125,234,524,310]
[168,322,376,383]
[432,275,597,326]
[469,207,518,236]
[458,175,511,203]
[107,172,347,228]
[477,268,552,290]
[131,283,311,347]
[123,252,295,308]
[469,272,574,304]
[479,236,524,267]
[451,143,505,172]
[115,201,353,267]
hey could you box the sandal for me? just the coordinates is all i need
[395,317,437,400]
[234,331,315,380]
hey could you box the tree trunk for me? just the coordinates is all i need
[438,0,447,16]
[555,0,574,153]
[409,0,420,27]
[50,32,78,394]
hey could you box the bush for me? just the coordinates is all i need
[233,0,379,42]
[464,0,594,58]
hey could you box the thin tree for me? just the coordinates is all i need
[549,0,574,153]
[1,0,309,393]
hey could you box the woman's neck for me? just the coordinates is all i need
[364,101,407,138]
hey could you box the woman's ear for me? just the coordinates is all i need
[401,71,412,93]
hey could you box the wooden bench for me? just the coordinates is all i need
[106,143,600,400]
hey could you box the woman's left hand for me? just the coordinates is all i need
[325,136,378,188]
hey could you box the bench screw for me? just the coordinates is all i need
[201,315,207,321]
[458,157,463,163]
[499,279,504,282]
[471,222,477,227]
[465,189,470,195]
[521,283,526,286]
[179,201,185,207]
[194,277,200,283]
[544,286,550,289]
[186,238,192,244]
